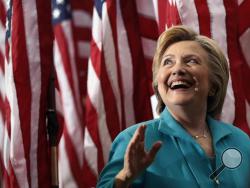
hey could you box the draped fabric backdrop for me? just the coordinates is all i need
[0,0,249,187]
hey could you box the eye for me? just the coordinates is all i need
[186,58,198,65]
[162,58,173,66]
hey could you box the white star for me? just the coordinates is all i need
[56,0,64,4]
[53,8,61,19]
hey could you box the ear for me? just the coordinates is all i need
[208,87,216,96]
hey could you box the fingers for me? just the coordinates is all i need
[125,125,146,162]
[146,141,162,165]
[124,125,162,179]
[129,125,146,147]
[128,125,162,164]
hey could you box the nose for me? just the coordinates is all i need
[171,64,187,76]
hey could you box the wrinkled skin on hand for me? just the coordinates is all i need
[116,125,162,186]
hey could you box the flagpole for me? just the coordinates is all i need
[47,65,59,188]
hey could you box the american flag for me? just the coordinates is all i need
[155,0,250,135]
[52,0,94,187]
[85,0,250,185]
[0,0,250,187]
[2,0,53,187]
[0,0,6,185]
[238,0,250,134]
[84,0,157,185]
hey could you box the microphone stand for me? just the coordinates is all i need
[47,65,59,188]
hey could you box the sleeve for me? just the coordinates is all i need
[96,130,144,188]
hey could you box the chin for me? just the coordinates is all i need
[168,100,193,106]
[165,96,195,106]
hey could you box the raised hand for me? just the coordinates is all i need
[115,125,162,187]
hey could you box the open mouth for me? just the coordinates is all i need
[169,80,193,90]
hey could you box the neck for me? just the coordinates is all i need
[167,103,207,133]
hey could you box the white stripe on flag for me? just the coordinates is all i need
[0,21,5,55]
[116,0,135,127]
[62,21,82,115]
[84,127,98,175]
[54,41,84,166]
[246,100,250,130]
[152,0,159,23]
[102,3,122,127]
[239,28,250,67]
[176,0,200,33]
[73,10,92,28]
[92,8,102,50]
[238,0,244,5]
[0,68,4,99]
[2,0,7,10]
[87,59,112,163]
[6,50,29,188]
[141,37,157,58]
[207,0,227,55]
[23,1,40,186]
[77,40,90,58]
[59,136,78,188]
[55,88,63,116]
[207,0,235,124]
[2,127,10,175]
[136,0,156,19]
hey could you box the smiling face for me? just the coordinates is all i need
[157,41,211,111]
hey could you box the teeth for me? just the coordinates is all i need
[171,81,189,88]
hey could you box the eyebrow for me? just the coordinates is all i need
[163,54,202,61]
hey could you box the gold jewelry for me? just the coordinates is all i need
[191,127,208,139]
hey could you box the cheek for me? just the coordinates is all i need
[156,69,169,85]
[196,72,210,91]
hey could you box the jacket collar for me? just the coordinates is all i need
[158,107,232,143]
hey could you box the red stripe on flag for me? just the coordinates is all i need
[71,0,94,14]
[0,0,6,24]
[238,0,250,35]
[36,1,53,186]
[71,0,93,104]
[90,40,121,140]
[0,95,5,123]
[158,0,167,33]
[0,155,5,186]
[63,129,84,186]
[223,0,250,135]
[74,27,92,41]
[12,0,32,185]
[0,53,4,71]
[120,0,153,122]
[85,95,105,172]
[82,157,97,187]
[159,0,182,32]
[5,0,53,186]
[54,25,78,101]
[4,97,11,138]
[138,16,159,39]
[106,0,126,130]
[9,161,19,188]
[144,57,154,95]
[194,0,211,37]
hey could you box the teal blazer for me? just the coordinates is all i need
[97,108,250,188]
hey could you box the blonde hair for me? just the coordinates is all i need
[152,25,229,118]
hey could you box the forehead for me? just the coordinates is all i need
[163,41,208,60]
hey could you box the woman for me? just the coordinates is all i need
[96,26,250,188]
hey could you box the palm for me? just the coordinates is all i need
[123,125,162,181]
